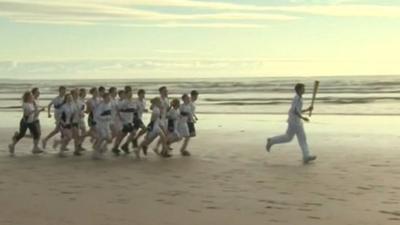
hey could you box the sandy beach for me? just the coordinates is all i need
[0,114,399,225]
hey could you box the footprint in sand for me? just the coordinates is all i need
[162,201,175,205]
[188,209,202,213]
[269,219,283,223]
[357,186,373,190]
[205,206,220,210]
[370,164,390,168]
[68,185,84,189]
[115,198,130,204]
[349,191,363,196]
[202,200,214,204]
[381,201,399,205]
[60,191,77,195]
[155,198,174,205]
[189,185,202,189]
[307,216,321,220]
[311,192,327,197]
[159,190,187,197]
[327,197,347,202]
[265,205,287,210]
[304,202,323,207]
[379,210,400,217]
[298,208,313,212]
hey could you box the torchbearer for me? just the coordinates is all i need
[266,82,318,164]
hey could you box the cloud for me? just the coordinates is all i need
[0,0,298,28]
[0,58,315,77]
[1,0,399,28]
[120,23,267,28]
[105,0,400,18]
[1,57,399,79]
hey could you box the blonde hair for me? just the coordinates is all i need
[22,91,32,103]
[150,97,161,105]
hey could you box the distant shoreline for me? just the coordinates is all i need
[1,74,399,82]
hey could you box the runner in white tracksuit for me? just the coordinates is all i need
[138,97,168,158]
[108,87,121,139]
[131,89,148,148]
[166,99,182,146]
[93,93,113,159]
[266,83,317,164]
[76,88,87,151]
[178,94,192,156]
[71,89,84,156]
[41,86,67,149]
[112,86,137,155]
[59,94,78,157]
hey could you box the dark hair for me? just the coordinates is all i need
[59,86,66,92]
[118,90,125,96]
[98,86,106,93]
[181,93,189,100]
[109,87,117,93]
[295,83,305,93]
[89,87,97,95]
[124,86,132,92]
[31,87,39,94]
[159,86,167,93]
[137,89,145,95]
[190,90,199,96]
[79,88,86,97]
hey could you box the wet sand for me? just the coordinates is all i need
[0,114,399,225]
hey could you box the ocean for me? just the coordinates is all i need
[0,76,399,116]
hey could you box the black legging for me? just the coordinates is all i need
[15,118,40,142]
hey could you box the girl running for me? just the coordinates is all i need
[58,94,78,157]
[178,94,193,156]
[137,97,168,158]
[8,91,45,156]
[166,98,183,149]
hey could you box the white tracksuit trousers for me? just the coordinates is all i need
[269,122,310,160]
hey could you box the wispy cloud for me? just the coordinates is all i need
[0,0,297,28]
[2,57,398,79]
[120,23,267,28]
[1,0,399,28]
[0,58,317,77]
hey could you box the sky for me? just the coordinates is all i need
[0,0,400,79]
